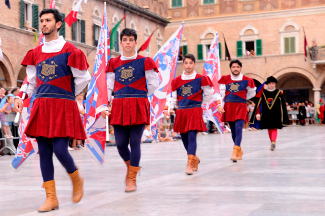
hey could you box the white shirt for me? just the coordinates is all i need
[22,36,91,99]
[142,128,151,140]
[219,73,256,107]
[105,52,159,107]
[170,71,214,109]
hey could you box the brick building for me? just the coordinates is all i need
[0,0,168,88]
[166,0,325,104]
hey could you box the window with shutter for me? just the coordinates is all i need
[256,39,262,56]
[20,0,25,29]
[72,22,76,41]
[197,44,203,60]
[203,0,214,4]
[183,45,188,56]
[237,41,243,57]
[172,0,182,7]
[59,13,65,38]
[81,20,85,43]
[284,37,295,54]
[218,42,221,59]
[32,4,38,31]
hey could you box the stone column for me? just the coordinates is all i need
[313,88,321,104]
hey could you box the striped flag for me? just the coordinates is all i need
[202,31,224,134]
[149,23,184,141]
[64,0,87,27]
[84,4,110,164]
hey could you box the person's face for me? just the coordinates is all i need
[120,35,137,53]
[295,102,298,105]
[40,13,61,36]
[302,102,305,106]
[230,63,241,76]
[286,102,288,106]
[1,88,5,94]
[8,97,14,104]
[267,82,276,90]
[183,58,196,74]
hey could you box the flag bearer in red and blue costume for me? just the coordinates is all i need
[14,9,90,212]
[218,60,256,162]
[101,28,159,192]
[170,54,214,175]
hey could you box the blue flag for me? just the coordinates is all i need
[5,0,11,9]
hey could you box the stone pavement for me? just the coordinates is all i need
[1,125,325,216]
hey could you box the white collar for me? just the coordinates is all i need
[120,51,138,60]
[181,71,197,80]
[267,87,276,92]
[42,36,66,53]
[231,73,243,81]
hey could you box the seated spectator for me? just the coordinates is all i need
[142,125,154,143]
[108,126,116,146]
[158,124,173,142]
[1,96,14,139]
[169,124,181,140]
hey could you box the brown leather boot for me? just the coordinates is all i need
[192,155,200,171]
[38,180,59,212]
[125,165,140,192]
[231,146,240,162]
[68,169,83,203]
[237,147,243,160]
[186,155,195,175]
[124,160,130,185]
[270,141,276,151]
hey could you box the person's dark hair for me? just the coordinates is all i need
[183,54,196,63]
[6,96,13,102]
[11,88,18,94]
[120,28,137,41]
[4,90,10,96]
[229,59,242,68]
[39,9,63,31]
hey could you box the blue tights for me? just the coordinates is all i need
[180,130,197,155]
[114,124,145,167]
[36,137,77,182]
[228,119,245,147]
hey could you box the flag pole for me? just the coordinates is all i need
[104,2,109,144]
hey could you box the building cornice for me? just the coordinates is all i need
[167,6,325,27]
[106,0,169,26]
[0,23,35,36]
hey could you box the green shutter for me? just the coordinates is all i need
[32,4,39,31]
[290,37,295,53]
[81,20,85,43]
[72,22,76,41]
[172,0,182,7]
[197,44,203,60]
[256,39,262,56]
[20,0,25,29]
[183,45,188,56]
[59,13,65,38]
[218,42,221,59]
[237,41,243,57]
[203,0,214,4]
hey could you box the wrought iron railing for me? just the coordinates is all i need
[310,46,325,61]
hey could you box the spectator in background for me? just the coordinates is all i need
[1,96,14,138]
[250,50,256,57]
[309,103,315,124]
[11,88,19,96]
[141,125,154,143]
[316,99,324,126]
[244,49,250,57]
[299,102,307,126]
[286,102,292,111]
[158,124,173,142]
[71,93,85,150]
[169,124,181,140]
[0,88,5,101]
[108,126,116,146]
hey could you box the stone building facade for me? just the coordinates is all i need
[166,0,325,104]
[0,0,168,88]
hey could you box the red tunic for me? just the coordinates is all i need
[171,74,213,133]
[218,75,255,122]
[106,55,158,126]
[20,42,89,140]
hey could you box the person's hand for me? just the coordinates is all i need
[14,98,23,113]
[256,115,261,121]
[101,110,109,119]
[218,106,225,114]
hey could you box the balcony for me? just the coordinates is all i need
[310,46,325,68]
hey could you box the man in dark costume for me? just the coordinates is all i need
[250,76,289,151]
[299,102,307,126]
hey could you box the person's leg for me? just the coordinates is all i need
[268,129,272,142]
[125,124,145,192]
[52,137,77,174]
[114,125,131,162]
[187,131,197,156]
[36,137,55,182]
[35,137,59,212]
[228,121,236,144]
[271,129,278,142]
[180,132,189,152]
[129,124,145,167]
[234,120,245,147]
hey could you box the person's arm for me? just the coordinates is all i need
[145,69,159,96]
[71,67,91,96]
[2,104,10,114]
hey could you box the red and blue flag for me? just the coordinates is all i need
[149,23,184,142]
[84,6,110,164]
[202,31,224,134]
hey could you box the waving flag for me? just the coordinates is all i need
[12,94,38,170]
[36,0,55,46]
[84,4,110,165]
[64,0,87,27]
[149,23,184,141]
[202,31,224,134]
[138,27,158,53]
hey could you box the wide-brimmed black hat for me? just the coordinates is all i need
[266,76,278,84]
